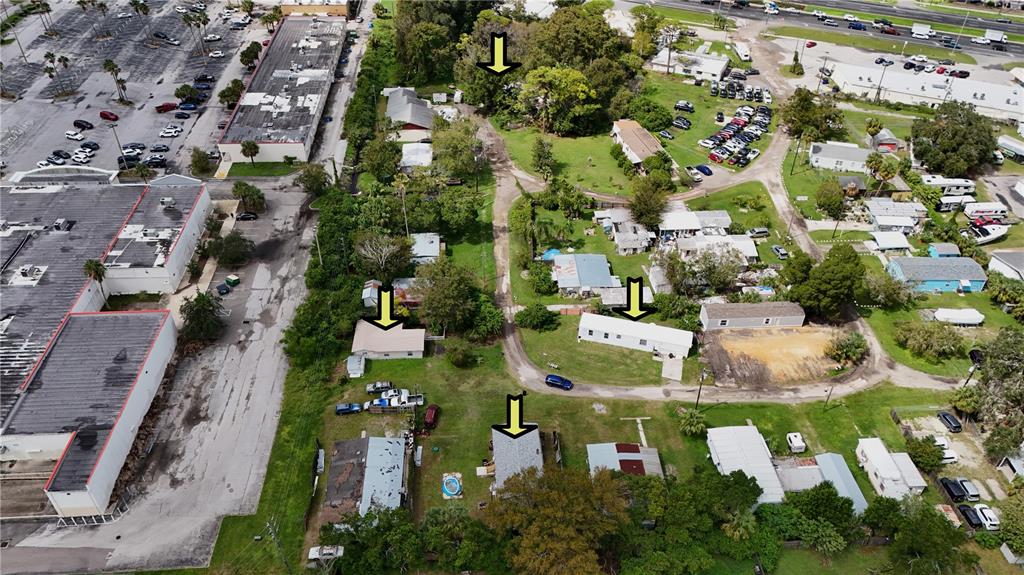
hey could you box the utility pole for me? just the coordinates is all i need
[695,368,708,409]
[266,517,294,575]
[108,123,126,169]
[874,61,889,102]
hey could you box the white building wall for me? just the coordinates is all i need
[80,316,176,514]
[990,258,1024,281]
[362,350,424,360]
[218,141,309,163]
[577,326,688,356]
[0,432,73,461]
[69,279,107,313]
[47,490,103,517]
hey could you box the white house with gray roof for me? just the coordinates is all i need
[989,250,1024,281]
[577,313,693,357]
[887,256,988,293]
[383,87,436,141]
[699,302,805,331]
[809,141,872,173]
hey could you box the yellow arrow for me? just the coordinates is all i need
[367,286,403,331]
[614,277,653,321]
[492,393,538,439]
[476,32,521,76]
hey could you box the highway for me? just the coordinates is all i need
[626,0,1024,57]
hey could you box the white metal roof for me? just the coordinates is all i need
[873,215,917,228]
[921,174,975,188]
[579,313,693,348]
[707,426,784,504]
[891,452,927,489]
[934,308,985,325]
[870,231,912,250]
[857,438,903,482]
[660,210,701,231]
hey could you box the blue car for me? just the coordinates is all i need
[179,102,198,110]
[335,403,363,415]
[695,164,713,176]
[544,374,573,391]
[193,82,212,90]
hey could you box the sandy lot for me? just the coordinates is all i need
[705,327,840,385]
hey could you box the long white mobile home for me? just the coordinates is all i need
[577,313,693,358]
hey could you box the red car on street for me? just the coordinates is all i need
[99,110,119,121]
[806,41,817,48]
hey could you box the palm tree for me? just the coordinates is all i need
[43,51,67,94]
[57,54,71,91]
[133,163,155,182]
[129,0,151,40]
[240,140,259,164]
[865,117,883,137]
[103,59,126,101]
[83,259,107,301]
[875,157,898,196]
[95,0,109,35]
[722,509,757,541]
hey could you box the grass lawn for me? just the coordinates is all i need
[643,74,777,173]
[494,122,633,197]
[917,1,1024,25]
[687,181,795,264]
[782,147,874,221]
[766,26,978,64]
[861,292,1017,377]
[446,169,498,291]
[844,109,917,146]
[509,201,652,306]
[104,292,163,311]
[227,162,300,177]
[810,229,872,243]
[1003,61,1024,71]
[519,315,701,386]
[650,5,736,28]
[803,4,1024,43]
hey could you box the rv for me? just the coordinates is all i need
[964,202,1009,220]
[733,42,751,62]
[936,195,976,212]
[998,135,1024,160]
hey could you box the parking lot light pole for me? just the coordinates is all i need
[875,62,889,102]
[108,123,125,162]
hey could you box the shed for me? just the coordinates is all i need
[410,232,442,264]
[594,285,654,307]
[928,243,961,258]
[346,354,366,378]
[707,426,784,504]
[871,128,900,153]
[870,231,912,252]
[586,443,664,477]
[492,425,542,490]
[699,302,805,330]
[933,308,985,326]
[577,312,692,358]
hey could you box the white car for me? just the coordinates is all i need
[175,6,187,13]
[909,54,929,63]
[115,11,132,18]
[976,504,1000,531]
[763,91,773,104]
[843,14,858,21]
[924,64,936,72]
[812,9,826,17]
[159,129,181,138]
[971,37,991,45]
[144,154,166,162]
[122,147,143,156]
[746,149,761,160]
[166,38,181,46]
[36,160,52,168]
[203,34,221,42]
[912,32,929,39]
[698,139,716,149]
[65,130,84,141]
[685,166,703,182]
[209,50,225,58]
[71,154,91,164]
[73,148,95,157]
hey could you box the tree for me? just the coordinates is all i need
[132,163,155,182]
[207,230,254,267]
[322,507,421,574]
[217,78,245,108]
[180,291,225,343]
[509,199,536,256]
[911,100,996,177]
[294,163,331,196]
[239,0,254,15]
[362,135,401,183]
[862,496,901,536]
[468,294,504,342]
[629,5,664,57]
[865,117,883,137]
[778,88,845,140]
[863,272,919,309]
[398,21,454,85]
[444,338,478,368]
[515,303,560,331]
[690,245,745,294]
[779,250,814,286]
[825,331,868,365]
[421,504,500,571]
[485,467,628,575]
[190,147,212,174]
[905,435,944,474]
[627,96,673,131]
[433,118,479,178]
[790,244,865,321]
[354,231,412,283]
[527,262,558,295]
[951,385,982,417]
[977,328,1024,450]
[103,59,127,102]
[629,176,667,231]
[888,499,978,574]
[985,423,1024,460]
[231,181,265,212]
[83,259,107,300]
[801,519,846,557]
[789,49,804,75]
[892,320,965,361]
[416,257,481,334]
[239,140,259,164]
[814,177,846,220]
[517,66,599,135]
[527,5,623,69]
[678,409,706,436]
[1001,492,1024,554]
[239,40,262,67]
[786,482,856,539]
[438,186,482,235]
[532,135,555,179]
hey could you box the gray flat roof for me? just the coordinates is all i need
[324,437,369,521]
[12,311,169,492]
[810,142,871,163]
[815,453,869,514]
[220,16,347,146]
[360,437,405,515]
[107,185,204,268]
[993,250,1024,272]
[552,254,617,289]
[890,256,987,282]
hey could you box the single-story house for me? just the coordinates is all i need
[699,302,805,331]
[593,285,654,308]
[856,437,926,499]
[383,87,435,131]
[399,142,432,172]
[871,128,900,153]
[838,176,866,195]
[322,437,407,522]
[659,205,733,238]
[929,243,961,258]
[707,426,784,504]
[612,119,667,167]
[870,231,912,252]
[551,254,619,296]
[891,452,928,493]
[920,174,976,196]
[693,210,732,230]
[351,320,426,359]
[864,198,928,223]
[989,250,1024,281]
[871,215,917,234]
[577,312,693,358]
[586,443,664,477]
[593,207,631,231]
[613,221,655,255]
[410,232,443,264]
[492,425,542,490]
[674,234,759,263]
[887,256,988,293]
[933,308,985,326]
[808,141,871,174]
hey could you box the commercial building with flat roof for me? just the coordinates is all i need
[218,16,347,162]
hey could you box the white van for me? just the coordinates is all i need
[936,195,976,212]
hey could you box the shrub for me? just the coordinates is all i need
[678,409,707,436]
[905,435,944,474]
[515,303,560,331]
[528,262,557,295]
[445,338,477,368]
[893,320,965,362]
[974,531,1002,550]
[825,331,868,365]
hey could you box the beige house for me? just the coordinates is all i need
[611,119,668,167]
[351,320,426,359]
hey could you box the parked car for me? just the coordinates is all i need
[179,102,198,110]
[685,166,703,182]
[124,142,146,150]
[958,478,981,502]
[969,349,984,365]
[976,504,1000,531]
[674,100,695,112]
[215,283,231,296]
[209,50,225,58]
[237,212,258,221]
[174,111,192,119]
[424,404,441,429]
[334,403,363,416]
[959,504,983,528]
[194,74,216,82]
[695,164,713,176]
[51,149,71,159]
[80,141,100,151]
[658,130,674,140]
[938,410,963,433]
[941,477,967,502]
[805,40,817,48]
[203,34,222,42]
[65,130,84,141]
[365,380,394,394]
[193,82,212,90]
[73,147,94,157]
[771,245,789,259]
[747,227,770,239]
[155,102,178,113]
[151,144,170,153]
[45,155,66,165]
[99,110,119,121]
[544,374,573,390]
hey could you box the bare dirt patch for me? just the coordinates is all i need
[905,415,1008,500]
[704,327,840,386]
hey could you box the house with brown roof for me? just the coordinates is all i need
[699,302,806,331]
[611,119,669,168]
[587,443,664,477]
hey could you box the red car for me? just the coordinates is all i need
[99,110,119,121]
[262,39,270,46]
[155,102,178,113]
[881,26,899,35]
[709,152,725,163]
[806,41,817,48]
[936,66,946,74]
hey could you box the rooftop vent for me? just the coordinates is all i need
[18,265,40,278]
[142,228,159,238]
[160,196,176,208]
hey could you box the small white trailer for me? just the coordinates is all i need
[733,42,751,62]
[986,29,1008,43]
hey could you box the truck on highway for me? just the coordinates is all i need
[986,29,1008,43]
[911,23,933,39]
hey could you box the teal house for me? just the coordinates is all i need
[887,257,987,293]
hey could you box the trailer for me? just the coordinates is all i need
[936,195,976,212]
[998,135,1024,160]
[733,42,751,62]
[964,202,1009,219]
[986,29,1008,43]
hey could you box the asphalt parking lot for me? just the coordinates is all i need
[1,0,268,174]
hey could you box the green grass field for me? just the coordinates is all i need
[783,147,873,221]
[843,109,917,146]
[766,26,978,64]
[803,4,1024,43]
[495,122,634,197]
[916,1,1024,25]
[650,5,736,28]
[446,169,498,291]
[227,162,301,177]
[862,292,1017,377]
[686,181,796,264]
